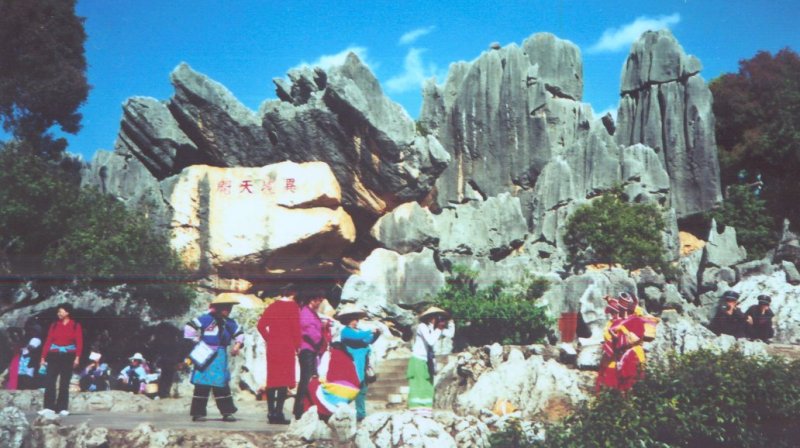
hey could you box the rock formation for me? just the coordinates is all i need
[616,29,722,217]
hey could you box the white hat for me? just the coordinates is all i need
[89,352,102,362]
[129,352,145,362]
[335,304,367,322]
[419,306,449,320]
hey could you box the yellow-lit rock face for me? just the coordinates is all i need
[166,161,354,275]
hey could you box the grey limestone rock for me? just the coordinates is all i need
[734,259,775,281]
[704,220,747,268]
[82,149,172,231]
[420,33,588,213]
[616,29,722,218]
[262,53,449,218]
[117,96,207,179]
[169,62,273,167]
[781,260,800,285]
[370,201,438,254]
[0,407,28,448]
[340,248,445,326]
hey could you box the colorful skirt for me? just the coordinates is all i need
[407,357,434,410]
[191,348,229,388]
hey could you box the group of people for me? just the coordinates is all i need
[184,284,455,424]
[710,290,775,342]
[596,292,657,392]
[183,285,385,424]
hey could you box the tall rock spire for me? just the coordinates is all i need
[615,29,722,217]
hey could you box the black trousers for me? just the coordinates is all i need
[293,349,318,419]
[44,352,75,412]
[157,363,177,398]
[190,385,237,417]
[267,387,288,417]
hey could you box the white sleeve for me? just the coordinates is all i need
[417,324,441,347]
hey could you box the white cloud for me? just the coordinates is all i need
[399,26,435,45]
[290,46,374,72]
[588,14,680,53]
[386,48,445,93]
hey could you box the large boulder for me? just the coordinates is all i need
[616,29,722,217]
[340,248,445,326]
[164,162,356,277]
[436,348,589,420]
[370,201,439,254]
[354,411,460,448]
[704,219,747,268]
[262,54,450,217]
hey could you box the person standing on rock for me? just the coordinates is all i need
[407,307,449,417]
[257,283,301,424]
[293,288,325,420]
[184,296,244,422]
[745,295,775,342]
[338,304,381,422]
[39,303,83,417]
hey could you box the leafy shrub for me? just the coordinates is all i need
[432,266,553,346]
[539,349,800,448]
[489,419,539,448]
[564,190,668,272]
[706,185,778,259]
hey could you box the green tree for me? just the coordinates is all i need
[711,48,800,229]
[0,144,194,314]
[540,350,800,447]
[706,185,777,259]
[563,191,668,272]
[0,0,89,150]
[0,142,79,274]
[433,266,553,346]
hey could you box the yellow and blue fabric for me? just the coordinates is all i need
[310,346,360,417]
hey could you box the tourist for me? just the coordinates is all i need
[407,306,450,417]
[148,323,189,399]
[118,352,149,394]
[746,295,775,342]
[256,283,301,424]
[184,296,244,422]
[293,288,325,420]
[39,303,84,417]
[79,351,110,392]
[710,290,750,338]
[338,304,381,422]
[5,322,43,391]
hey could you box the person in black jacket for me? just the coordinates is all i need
[709,290,751,338]
[745,295,775,342]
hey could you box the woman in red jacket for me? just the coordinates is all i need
[39,303,83,417]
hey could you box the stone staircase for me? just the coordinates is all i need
[368,355,454,404]
[369,357,409,403]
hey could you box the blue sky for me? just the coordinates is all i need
[61,0,800,161]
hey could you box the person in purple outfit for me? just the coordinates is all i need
[293,288,325,420]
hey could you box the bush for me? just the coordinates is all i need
[564,190,668,272]
[489,419,539,448]
[432,266,553,346]
[706,185,778,259]
[539,349,800,447]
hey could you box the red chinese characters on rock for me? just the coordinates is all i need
[239,180,254,194]
[215,177,299,197]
